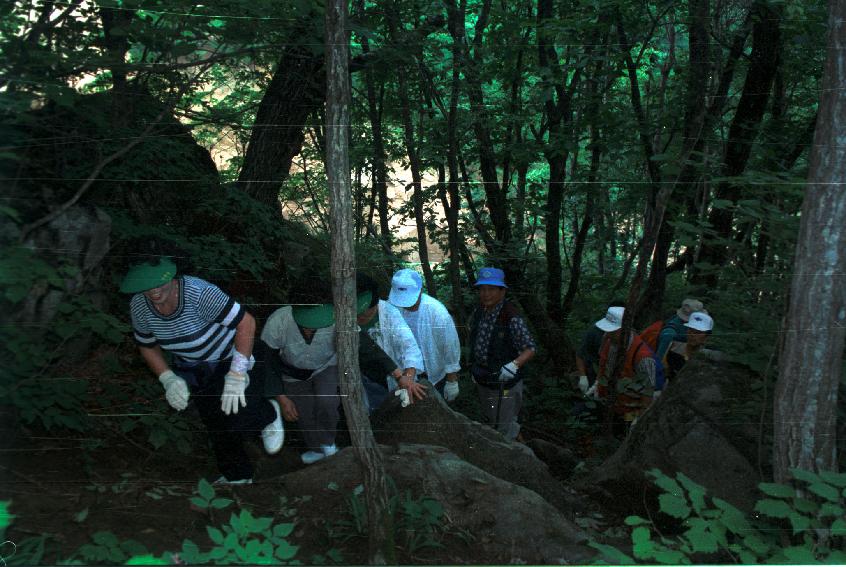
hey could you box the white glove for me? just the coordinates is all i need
[443,380,459,402]
[498,361,519,382]
[578,375,589,394]
[221,371,248,415]
[394,388,411,408]
[158,370,189,411]
[585,383,599,400]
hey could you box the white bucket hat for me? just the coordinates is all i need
[685,311,714,332]
[595,306,624,332]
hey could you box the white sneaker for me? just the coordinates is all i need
[321,444,338,457]
[301,450,325,465]
[213,476,253,485]
[262,399,285,455]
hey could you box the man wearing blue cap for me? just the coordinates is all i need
[388,268,461,401]
[468,267,535,441]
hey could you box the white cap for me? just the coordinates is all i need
[685,311,714,332]
[595,306,625,332]
[388,268,423,308]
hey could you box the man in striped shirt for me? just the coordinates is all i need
[122,256,283,484]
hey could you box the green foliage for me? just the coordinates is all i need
[592,468,846,565]
[327,481,448,555]
[190,478,234,511]
[179,481,299,565]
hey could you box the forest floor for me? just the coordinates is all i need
[1,410,624,565]
[0,347,621,565]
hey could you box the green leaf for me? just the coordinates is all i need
[190,496,208,509]
[274,540,299,560]
[624,515,649,526]
[207,526,224,544]
[273,523,294,538]
[211,498,233,509]
[209,18,226,28]
[758,482,795,498]
[0,502,14,530]
[782,545,817,563]
[830,518,846,536]
[197,478,215,501]
[819,502,844,517]
[74,507,89,523]
[792,497,819,514]
[92,531,119,547]
[125,554,168,565]
[685,518,719,553]
[588,542,635,565]
[790,468,821,484]
[659,493,691,519]
[808,482,840,502]
[818,471,846,487]
[754,498,793,519]
[676,473,707,514]
[653,549,690,565]
[631,526,651,545]
[741,534,771,556]
[650,470,683,497]
[788,512,811,535]
[712,498,751,534]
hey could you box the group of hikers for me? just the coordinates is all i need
[119,251,714,484]
[120,254,535,484]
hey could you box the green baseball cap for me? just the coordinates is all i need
[290,291,375,329]
[120,257,177,293]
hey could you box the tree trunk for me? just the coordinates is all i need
[325,3,394,562]
[693,0,781,287]
[238,43,324,209]
[355,0,392,251]
[389,26,436,296]
[773,0,845,481]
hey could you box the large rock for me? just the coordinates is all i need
[590,357,763,512]
[371,380,583,514]
[281,443,593,565]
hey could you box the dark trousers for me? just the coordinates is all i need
[175,360,276,482]
[282,366,340,450]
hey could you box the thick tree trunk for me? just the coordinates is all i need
[325,3,394,562]
[238,44,324,209]
[773,0,845,481]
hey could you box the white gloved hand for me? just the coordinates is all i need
[498,361,519,382]
[443,380,459,402]
[221,371,249,415]
[158,370,189,411]
[585,383,599,400]
[394,388,411,408]
[578,375,589,394]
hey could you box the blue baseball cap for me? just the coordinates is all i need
[474,267,507,288]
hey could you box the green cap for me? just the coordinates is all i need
[356,291,373,314]
[290,291,374,329]
[120,257,177,293]
[292,303,335,329]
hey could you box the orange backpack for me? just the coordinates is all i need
[639,320,664,351]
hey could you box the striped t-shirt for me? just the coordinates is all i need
[130,275,244,362]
